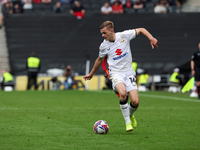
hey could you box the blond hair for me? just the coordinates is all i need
[99,21,114,30]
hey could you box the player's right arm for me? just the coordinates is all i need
[83,56,104,81]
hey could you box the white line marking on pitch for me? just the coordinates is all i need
[139,94,200,102]
[92,90,200,102]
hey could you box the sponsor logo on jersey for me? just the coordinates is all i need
[115,49,122,55]
[113,52,128,60]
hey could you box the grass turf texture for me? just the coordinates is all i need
[0,90,200,150]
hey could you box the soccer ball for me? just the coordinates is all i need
[93,120,109,134]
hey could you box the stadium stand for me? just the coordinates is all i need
[0,27,10,76]
[29,0,187,15]
[0,0,188,16]
[181,0,200,12]
[4,13,200,77]
[0,4,10,76]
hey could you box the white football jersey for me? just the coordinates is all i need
[99,29,137,75]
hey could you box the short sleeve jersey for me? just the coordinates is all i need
[99,29,136,75]
[191,50,200,68]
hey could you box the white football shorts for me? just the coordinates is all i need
[110,73,138,93]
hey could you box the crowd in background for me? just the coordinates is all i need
[0,0,187,24]
[0,0,187,27]
[0,0,186,21]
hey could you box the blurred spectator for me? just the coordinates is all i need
[53,1,64,13]
[166,0,181,13]
[13,0,23,8]
[0,69,15,91]
[33,0,41,3]
[1,0,9,4]
[70,0,85,19]
[112,0,123,14]
[0,2,13,29]
[110,0,126,5]
[13,0,23,13]
[154,1,167,13]
[1,2,13,16]
[125,0,133,9]
[26,52,41,90]
[133,0,145,10]
[62,65,76,90]
[41,0,51,3]
[132,58,137,72]
[138,70,149,87]
[124,0,134,13]
[168,68,183,93]
[22,0,33,10]
[138,70,151,91]
[13,4,23,13]
[101,2,112,15]
[169,68,183,87]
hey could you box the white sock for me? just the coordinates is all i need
[129,102,138,117]
[120,103,131,124]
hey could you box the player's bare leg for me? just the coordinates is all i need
[128,89,139,128]
[115,82,133,132]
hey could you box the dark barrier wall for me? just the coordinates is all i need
[5,13,200,75]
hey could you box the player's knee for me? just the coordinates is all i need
[119,92,127,101]
[131,100,139,107]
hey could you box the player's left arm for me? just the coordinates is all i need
[135,28,158,49]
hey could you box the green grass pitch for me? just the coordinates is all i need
[0,90,200,150]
